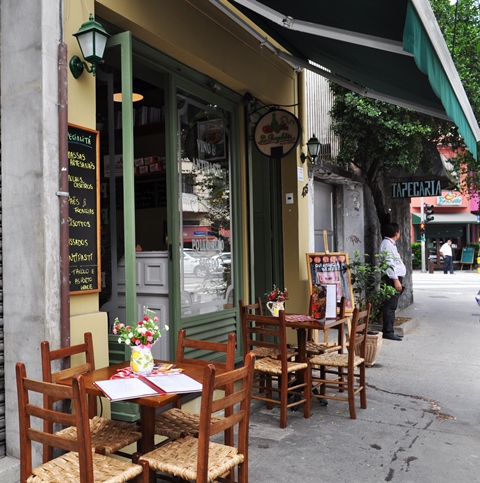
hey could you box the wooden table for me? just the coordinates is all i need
[58,359,217,454]
[285,314,347,362]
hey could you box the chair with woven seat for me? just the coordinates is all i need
[241,309,311,428]
[16,362,146,483]
[309,304,371,419]
[154,329,236,444]
[304,296,346,356]
[135,352,255,483]
[41,332,142,461]
[239,299,297,360]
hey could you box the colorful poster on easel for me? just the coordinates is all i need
[306,252,354,313]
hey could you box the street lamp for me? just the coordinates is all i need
[69,14,110,78]
[301,134,322,164]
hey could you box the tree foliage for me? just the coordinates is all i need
[430,0,480,206]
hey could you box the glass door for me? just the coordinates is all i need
[176,89,233,318]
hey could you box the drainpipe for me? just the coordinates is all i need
[58,8,70,350]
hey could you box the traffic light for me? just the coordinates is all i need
[425,204,434,223]
[420,221,425,237]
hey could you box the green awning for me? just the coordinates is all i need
[212,0,480,159]
[412,212,479,224]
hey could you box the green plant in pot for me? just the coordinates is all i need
[347,251,398,366]
[347,250,397,323]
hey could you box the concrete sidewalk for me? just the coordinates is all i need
[247,270,480,482]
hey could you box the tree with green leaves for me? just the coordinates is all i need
[430,0,480,207]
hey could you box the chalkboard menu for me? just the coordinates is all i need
[68,124,100,294]
[306,252,354,313]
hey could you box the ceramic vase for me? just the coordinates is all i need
[130,345,154,375]
[266,300,285,316]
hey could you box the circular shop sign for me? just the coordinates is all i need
[253,109,301,158]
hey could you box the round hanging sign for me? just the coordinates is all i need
[253,109,301,158]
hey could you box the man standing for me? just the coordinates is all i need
[439,239,454,274]
[379,222,406,341]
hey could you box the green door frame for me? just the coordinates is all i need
[107,35,245,357]
[106,32,137,325]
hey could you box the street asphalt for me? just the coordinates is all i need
[247,270,480,482]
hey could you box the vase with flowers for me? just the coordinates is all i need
[113,306,169,375]
[264,285,289,316]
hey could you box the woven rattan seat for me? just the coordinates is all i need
[25,451,143,483]
[41,333,142,459]
[306,341,342,355]
[251,346,298,359]
[310,305,371,419]
[154,408,223,440]
[16,362,147,483]
[139,435,243,482]
[55,415,141,455]
[136,354,255,483]
[254,357,308,375]
[310,352,364,367]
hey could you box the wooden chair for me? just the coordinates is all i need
[239,299,297,360]
[241,309,311,428]
[305,296,346,355]
[135,353,255,483]
[154,329,236,443]
[41,332,142,461]
[309,304,371,419]
[16,362,146,483]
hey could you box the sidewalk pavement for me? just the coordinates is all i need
[247,270,480,482]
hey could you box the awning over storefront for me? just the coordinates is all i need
[211,0,480,159]
[412,212,479,225]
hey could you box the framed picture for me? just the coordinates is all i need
[306,252,354,314]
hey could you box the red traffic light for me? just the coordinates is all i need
[420,222,425,230]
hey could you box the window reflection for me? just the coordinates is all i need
[178,91,233,316]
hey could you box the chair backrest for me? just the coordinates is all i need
[16,362,94,483]
[41,332,96,462]
[348,303,371,363]
[239,298,266,357]
[241,309,289,365]
[196,352,255,483]
[175,329,236,371]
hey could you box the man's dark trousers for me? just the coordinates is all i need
[443,255,453,274]
[382,276,403,336]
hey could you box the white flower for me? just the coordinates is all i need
[125,339,131,345]
[128,331,134,338]
[118,337,122,344]
[164,325,169,331]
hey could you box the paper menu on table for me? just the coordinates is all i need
[93,377,163,402]
[324,284,337,319]
[145,373,203,394]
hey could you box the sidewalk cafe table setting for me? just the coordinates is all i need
[57,359,222,454]
[284,313,347,363]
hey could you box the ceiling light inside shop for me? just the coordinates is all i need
[113,92,144,102]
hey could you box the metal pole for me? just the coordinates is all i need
[420,197,426,273]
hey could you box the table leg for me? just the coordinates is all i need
[139,405,156,454]
[296,328,307,363]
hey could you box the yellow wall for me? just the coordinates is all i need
[66,0,109,377]
[66,0,309,350]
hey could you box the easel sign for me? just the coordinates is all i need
[306,252,354,314]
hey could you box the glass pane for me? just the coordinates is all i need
[177,90,233,317]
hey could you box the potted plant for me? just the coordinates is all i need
[346,251,397,366]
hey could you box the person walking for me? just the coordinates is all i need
[379,222,406,341]
[440,239,454,274]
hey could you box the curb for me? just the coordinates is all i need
[370,317,420,337]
